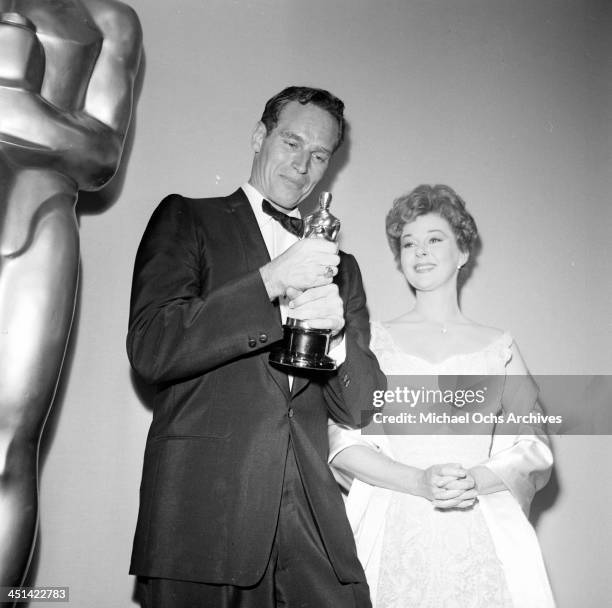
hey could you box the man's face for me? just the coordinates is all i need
[249,101,339,210]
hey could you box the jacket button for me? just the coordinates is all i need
[259,333,268,343]
[248,337,257,347]
[288,408,294,418]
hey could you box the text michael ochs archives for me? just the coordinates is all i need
[361,376,612,435]
[366,385,563,434]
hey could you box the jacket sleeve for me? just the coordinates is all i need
[126,195,282,384]
[324,253,386,428]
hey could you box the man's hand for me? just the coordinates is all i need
[259,238,339,300]
[286,284,344,335]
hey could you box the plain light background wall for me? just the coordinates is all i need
[33,1,610,606]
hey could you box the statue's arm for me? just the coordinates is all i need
[0,1,142,189]
[81,0,143,135]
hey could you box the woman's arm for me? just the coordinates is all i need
[473,341,554,510]
[331,443,478,509]
[469,465,507,494]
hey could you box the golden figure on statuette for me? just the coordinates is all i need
[270,191,341,371]
[0,0,142,590]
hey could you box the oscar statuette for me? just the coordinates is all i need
[269,191,341,371]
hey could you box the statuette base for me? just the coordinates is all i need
[269,324,336,371]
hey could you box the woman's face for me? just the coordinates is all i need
[400,213,468,292]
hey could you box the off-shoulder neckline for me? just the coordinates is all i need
[371,320,513,367]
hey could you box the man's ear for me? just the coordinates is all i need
[251,121,267,152]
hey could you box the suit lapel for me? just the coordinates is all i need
[226,188,271,272]
[226,189,292,399]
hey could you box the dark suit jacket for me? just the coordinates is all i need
[127,188,385,586]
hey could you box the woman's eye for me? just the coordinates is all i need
[429,237,442,244]
[403,242,416,248]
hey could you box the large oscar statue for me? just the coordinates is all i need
[0,0,142,591]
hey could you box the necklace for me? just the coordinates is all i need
[416,313,462,335]
[430,318,459,334]
[425,320,450,334]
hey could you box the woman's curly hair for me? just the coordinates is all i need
[385,184,478,269]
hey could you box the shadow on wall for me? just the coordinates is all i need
[530,466,559,530]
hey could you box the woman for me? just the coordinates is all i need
[329,185,555,607]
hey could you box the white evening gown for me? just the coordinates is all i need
[329,322,556,608]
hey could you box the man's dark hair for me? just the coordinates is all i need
[260,86,345,151]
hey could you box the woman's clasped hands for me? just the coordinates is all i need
[418,463,478,509]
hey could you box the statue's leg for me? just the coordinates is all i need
[0,197,79,587]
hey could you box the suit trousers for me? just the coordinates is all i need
[136,439,371,608]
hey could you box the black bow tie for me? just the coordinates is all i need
[262,200,304,238]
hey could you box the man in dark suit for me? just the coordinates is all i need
[128,86,385,607]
